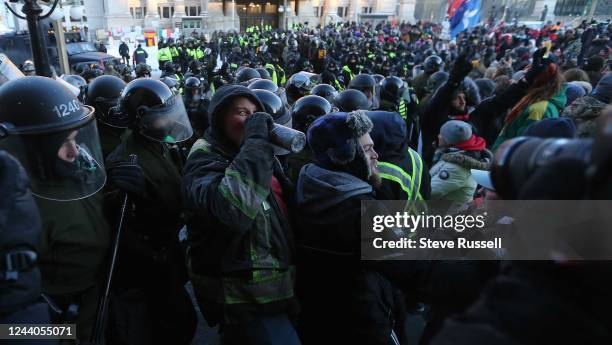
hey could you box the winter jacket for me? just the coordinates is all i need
[367,111,431,203]
[294,163,410,345]
[119,43,130,57]
[106,131,188,290]
[421,78,481,165]
[182,86,297,326]
[562,95,608,138]
[0,151,47,321]
[493,88,567,150]
[470,80,530,149]
[431,263,612,345]
[429,148,492,213]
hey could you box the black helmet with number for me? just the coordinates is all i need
[248,79,279,94]
[334,89,371,112]
[236,67,260,83]
[291,95,331,133]
[0,76,106,201]
[84,75,128,128]
[252,89,291,126]
[117,78,193,144]
[285,73,312,105]
[424,55,444,74]
[310,83,338,103]
[380,76,406,103]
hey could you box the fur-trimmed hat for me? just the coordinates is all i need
[307,110,374,180]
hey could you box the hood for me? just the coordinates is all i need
[296,163,372,214]
[366,111,407,160]
[437,148,493,171]
[549,86,569,111]
[207,84,264,142]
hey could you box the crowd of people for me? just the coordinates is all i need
[1,17,612,345]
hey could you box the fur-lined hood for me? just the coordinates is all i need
[437,149,493,171]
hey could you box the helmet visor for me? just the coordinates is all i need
[138,94,193,143]
[0,118,106,201]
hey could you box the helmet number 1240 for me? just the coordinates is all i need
[54,100,80,118]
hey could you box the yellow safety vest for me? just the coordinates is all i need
[377,147,424,212]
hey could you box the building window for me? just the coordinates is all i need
[161,6,174,18]
[134,7,144,19]
[337,6,348,17]
[554,0,588,16]
[185,6,202,16]
[313,6,319,17]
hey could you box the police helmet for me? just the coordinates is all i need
[248,79,279,94]
[291,95,332,133]
[310,83,338,103]
[334,89,371,112]
[117,78,193,144]
[424,55,445,74]
[252,89,291,127]
[236,67,260,83]
[0,77,106,201]
[85,75,128,128]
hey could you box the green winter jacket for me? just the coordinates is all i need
[183,132,297,326]
[429,149,492,213]
[492,88,567,150]
[37,193,111,295]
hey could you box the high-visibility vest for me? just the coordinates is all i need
[277,65,286,85]
[334,79,344,91]
[170,47,179,58]
[265,63,278,85]
[157,47,172,62]
[398,99,407,120]
[377,147,424,211]
[195,48,204,59]
[342,65,354,83]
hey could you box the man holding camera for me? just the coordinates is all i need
[182,85,300,345]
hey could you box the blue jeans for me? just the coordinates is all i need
[222,314,302,345]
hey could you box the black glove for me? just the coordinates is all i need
[449,53,473,84]
[244,112,274,142]
[524,48,552,84]
[109,161,146,197]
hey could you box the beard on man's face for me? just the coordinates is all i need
[369,171,382,189]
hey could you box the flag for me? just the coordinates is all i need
[447,0,481,39]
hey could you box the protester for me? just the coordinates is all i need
[183,85,300,344]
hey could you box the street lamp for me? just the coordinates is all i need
[5,0,61,77]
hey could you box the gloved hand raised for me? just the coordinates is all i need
[449,51,474,84]
[109,161,146,197]
[524,48,552,84]
[243,112,275,142]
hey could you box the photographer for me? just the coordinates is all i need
[182,85,300,345]
[431,109,612,345]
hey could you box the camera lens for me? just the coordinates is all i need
[492,137,592,199]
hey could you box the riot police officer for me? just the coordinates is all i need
[348,74,377,109]
[287,95,332,182]
[84,75,128,159]
[183,76,210,139]
[105,79,197,345]
[285,73,312,106]
[0,76,111,342]
[310,83,338,104]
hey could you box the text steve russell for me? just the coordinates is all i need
[372,237,503,249]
